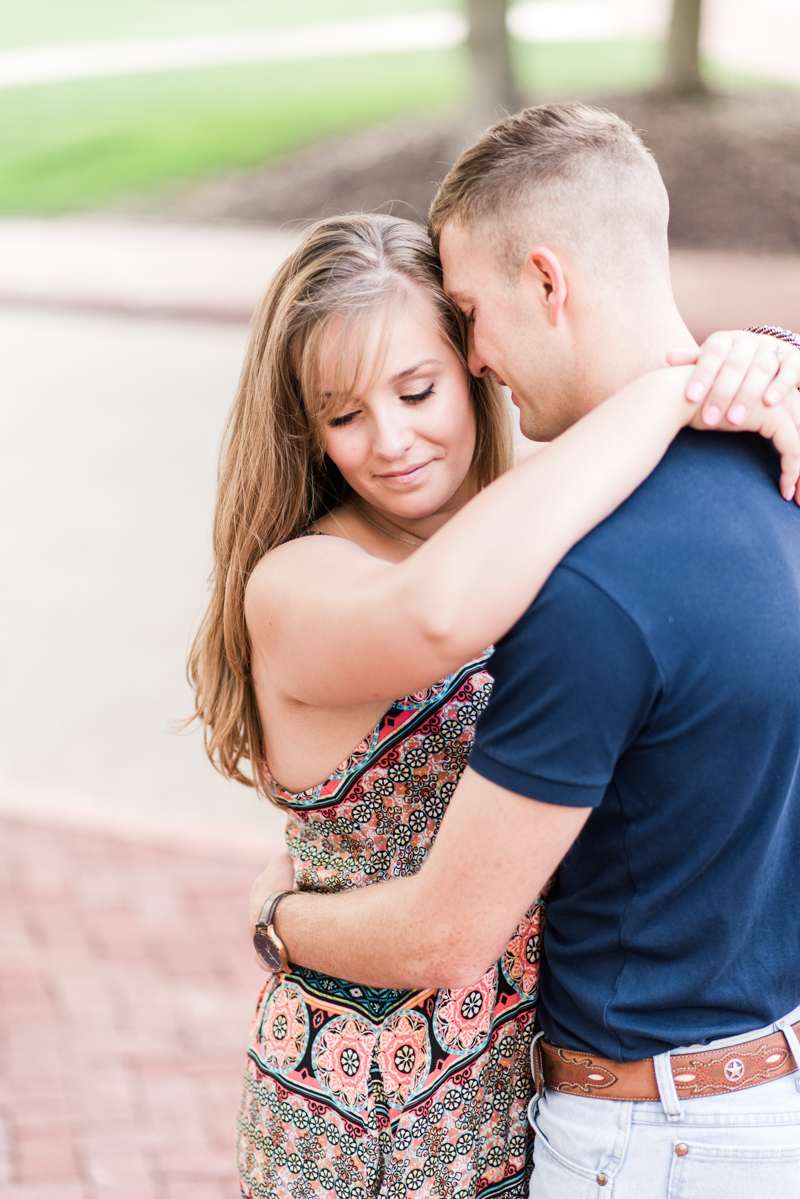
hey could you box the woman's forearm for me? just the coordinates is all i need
[399,366,693,665]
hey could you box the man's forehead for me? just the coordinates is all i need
[439,222,493,303]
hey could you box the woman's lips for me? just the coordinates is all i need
[378,461,432,484]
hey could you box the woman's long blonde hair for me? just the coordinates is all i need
[187,213,513,798]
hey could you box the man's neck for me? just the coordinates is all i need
[571,286,696,420]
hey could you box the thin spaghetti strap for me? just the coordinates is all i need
[298,528,329,538]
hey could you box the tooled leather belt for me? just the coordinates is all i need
[533,1020,800,1101]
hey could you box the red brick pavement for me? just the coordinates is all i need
[0,816,275,1199]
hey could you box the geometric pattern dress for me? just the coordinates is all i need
[237,652,546,1199]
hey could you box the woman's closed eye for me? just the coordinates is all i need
[400,383,435,404]
[328,382,434,426]
[328,409,360,428]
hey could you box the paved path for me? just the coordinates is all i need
[0,13,467,90]
[0,220,296,323]
[0,814,266,1199]
[669,248,800,344]
[1,218,798,333]
[0,297,288,849]
[0,0,798,89]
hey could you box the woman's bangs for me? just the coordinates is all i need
[302,291,408,432]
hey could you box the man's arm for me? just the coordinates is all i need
[253,568,659,990]
[264,767,590,991]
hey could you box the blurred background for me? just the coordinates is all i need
[1,2,799,1196]
[3,0,800,846]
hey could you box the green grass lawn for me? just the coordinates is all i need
[0,50,469,214]
[0,38,666,216]
[0,2,780,216]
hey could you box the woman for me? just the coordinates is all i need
[188,214,799,1199]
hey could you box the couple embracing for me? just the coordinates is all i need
[190,103,800,1198]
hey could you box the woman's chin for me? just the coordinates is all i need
[371,488,449,523]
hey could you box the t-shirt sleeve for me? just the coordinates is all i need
[470,565,662,807]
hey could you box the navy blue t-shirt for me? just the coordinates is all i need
[470,431,800,1061]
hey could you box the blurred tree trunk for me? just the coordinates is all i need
[466,0,519,131]
[663,0,707,95]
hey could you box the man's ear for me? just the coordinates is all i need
[521,247,568,325]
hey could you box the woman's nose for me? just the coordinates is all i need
[371,410,414,459]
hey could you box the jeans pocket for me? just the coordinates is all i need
[531,1107,615,1198]
[669,1138,800,1199]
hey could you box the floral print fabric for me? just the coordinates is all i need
[237,656,545,1199]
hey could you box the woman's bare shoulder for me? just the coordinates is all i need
[245,509,370,621]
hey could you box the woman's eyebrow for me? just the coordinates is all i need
[390,358,441,384]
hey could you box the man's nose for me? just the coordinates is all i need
[467,330,492,378]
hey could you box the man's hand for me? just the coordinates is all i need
[668,330,800,427]
[265,769,591,992]
[249,851,295,971]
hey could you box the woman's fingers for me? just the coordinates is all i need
[698,336,780,427]
[675,331,737,407]
[665,348,700,367]
[765,405,800,504]
[762,344,800,406]
[685,385,800,503]
[670,331,800,425]
[712,347,789,426]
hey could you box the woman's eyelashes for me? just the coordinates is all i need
[327,383,434,427]
[328,409,360,428]
[400,382,435,404]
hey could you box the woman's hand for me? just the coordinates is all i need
[682,373,800,504]
[249,851,295,969]
[668,330,800,427]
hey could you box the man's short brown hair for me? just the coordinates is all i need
[429,103,670,280]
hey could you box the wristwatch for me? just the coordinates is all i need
[253,890,293,971]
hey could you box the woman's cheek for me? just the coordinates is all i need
[325,433,370,490]
[432,395,476,462]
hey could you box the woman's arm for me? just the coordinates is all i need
[248,365,800,709]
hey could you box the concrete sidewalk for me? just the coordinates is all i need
[1,1,798,91]
[0,219,297,323]
[0,815,267,1199]
[1,217,799,335]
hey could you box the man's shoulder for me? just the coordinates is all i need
[559,430,789,588]
[519,430,800,666]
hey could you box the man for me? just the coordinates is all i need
[253,104,800,1194]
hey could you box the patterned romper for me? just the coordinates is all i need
[237,653,545,1199]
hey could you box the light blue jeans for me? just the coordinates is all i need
[529,1005,800,1198]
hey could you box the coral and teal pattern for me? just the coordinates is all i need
[237,654,545,1199]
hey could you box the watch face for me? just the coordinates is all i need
[253,926,282,971]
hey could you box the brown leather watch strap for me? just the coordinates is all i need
[253,890,293,972]
[257,889,293,932]
[537,1019,800,1102]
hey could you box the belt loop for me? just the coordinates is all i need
[529,1030,545,1115]
[653,1050,684,1122]
[776,1018,800,1092]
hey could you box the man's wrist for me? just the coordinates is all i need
[253,889,293,971]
